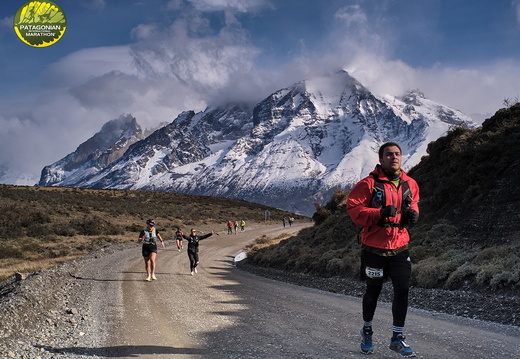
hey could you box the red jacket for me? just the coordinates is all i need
[347,165,420,250]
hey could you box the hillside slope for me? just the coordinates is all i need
[0,185,303,281]
[245,104,520,296]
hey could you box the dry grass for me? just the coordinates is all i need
[0,185,304,281]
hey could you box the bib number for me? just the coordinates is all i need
[365,267,384,279]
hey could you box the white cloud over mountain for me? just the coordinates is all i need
[0,1,518,185]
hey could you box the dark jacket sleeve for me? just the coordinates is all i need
[200,233,213,240]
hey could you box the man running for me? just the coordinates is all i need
[347,142,420,357]
[138,219,165,281]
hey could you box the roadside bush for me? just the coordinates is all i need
[424,222,458,244]
[412,257,450,288]
[70,215,125,236]
[48,248,72,258]
[55,226,77,237]
[444,262,479,289]
[312,190,348,225]
[126,223,144,233]
[326,257,343,273]
[0,241,23,259]
[25,223,52,237]
[489,270,520,290]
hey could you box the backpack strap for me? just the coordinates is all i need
[400,180,411,213]
[370,175,412,228]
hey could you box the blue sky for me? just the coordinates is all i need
[1,0,520,183]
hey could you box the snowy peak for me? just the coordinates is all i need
[38,71,476,215]
[38,114,144,186]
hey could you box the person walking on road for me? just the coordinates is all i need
[138,219,165,281]
[233,221,238,235]
[240,220,246,232]
[175,227,183,251]
[180,228,214,275]
[347,142,420,357]
[227,220,233,235]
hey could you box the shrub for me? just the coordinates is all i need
[70,215,125,236]
[326,257,343,273]
[444,262,479,289]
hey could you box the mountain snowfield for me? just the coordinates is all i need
[39,71,475,215]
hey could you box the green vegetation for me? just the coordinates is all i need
[0,185,302,281]
[246,104,520,295]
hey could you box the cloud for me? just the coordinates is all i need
[514,0,520,24]
[335,4,368,27]
[42,46,134,89]
[0,5,270,180]
[0,16,12,28]
[126,12,265,106]
[1,0,518,184]
[187,0,270,13]
[342,52,520,120]
[277,3,517,121]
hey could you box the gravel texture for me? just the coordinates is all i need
[0,241,518,359]
[0,244,123,359]
[237,263,520,327]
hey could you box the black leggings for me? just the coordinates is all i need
[188,251,199,271]
[361,250,411,328]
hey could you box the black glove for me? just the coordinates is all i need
[401,209,419,225]
[380,205,397,219]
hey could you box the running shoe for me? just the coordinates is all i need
[145,275,151,281]
[190,271,194,276]
[194,268,197,274]
[360,328,374,354]
[389,334,416,357]
[151,274,157,280]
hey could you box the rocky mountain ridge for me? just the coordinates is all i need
[39,114,145,187]
[39,71,475,214]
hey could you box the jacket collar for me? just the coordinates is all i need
[371,164,408,182]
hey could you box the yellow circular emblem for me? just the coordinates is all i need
[13,1,67,47]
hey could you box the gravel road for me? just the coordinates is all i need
[1,222,519,359]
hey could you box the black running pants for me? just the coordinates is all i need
[361,250,411,328]
[188,251,199,271]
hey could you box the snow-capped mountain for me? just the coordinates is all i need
[39,114,145,186]
[39,71,475,215]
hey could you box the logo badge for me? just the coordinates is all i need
[13,1,67,47]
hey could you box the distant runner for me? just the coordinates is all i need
[138,219,165,281]
[227,221,233,235]
[179,229,215,275]
[175,227,183,251]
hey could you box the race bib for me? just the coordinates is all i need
[365,267,384,279]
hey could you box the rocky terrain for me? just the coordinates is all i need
[0,241,518,359]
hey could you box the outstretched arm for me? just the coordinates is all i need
[200,231,214,240]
